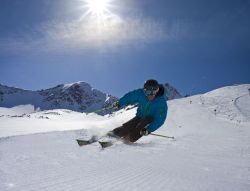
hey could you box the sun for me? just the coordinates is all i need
[87,0,109,14]
[81,0,113,17]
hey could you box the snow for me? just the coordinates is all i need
[0,105,36,116]
[0,84,250,191]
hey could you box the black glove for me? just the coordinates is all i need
[140,127,150,136]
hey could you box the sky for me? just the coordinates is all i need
[0,0,250,97]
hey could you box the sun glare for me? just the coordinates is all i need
[82,0,112,17]
[77,0,122,43]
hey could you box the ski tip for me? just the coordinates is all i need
[76,139,90,147]
[98,141,113,148]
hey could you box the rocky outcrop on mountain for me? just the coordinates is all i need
[163,83,182,100]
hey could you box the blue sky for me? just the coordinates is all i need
[0,0,250,97]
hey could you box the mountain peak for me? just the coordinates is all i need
[163,83,182,100]
[63,81,91,90]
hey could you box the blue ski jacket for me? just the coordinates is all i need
[118,85,168,132]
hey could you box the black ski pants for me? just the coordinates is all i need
[113,116,153,142]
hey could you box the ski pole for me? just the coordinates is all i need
[150,133,175,139]
[86,105,115,115]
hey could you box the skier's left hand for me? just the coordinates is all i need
[112,101,120,109]
[140,128,150,136]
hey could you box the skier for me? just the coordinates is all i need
[109,79,168,142]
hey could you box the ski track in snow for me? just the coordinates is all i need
[235,94,250,119]
[0,84,250,191]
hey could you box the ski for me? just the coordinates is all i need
[76,135,99,146]
[76,139,94,146]
[98,141,113,148]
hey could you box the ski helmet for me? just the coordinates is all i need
[144,79,159,96]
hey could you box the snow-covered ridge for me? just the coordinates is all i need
[0,82,117,113]
[199,84,250,122]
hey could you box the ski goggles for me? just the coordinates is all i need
[144,88,158,96]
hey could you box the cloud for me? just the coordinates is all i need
[0,14,186,54]
[44,16,167,47]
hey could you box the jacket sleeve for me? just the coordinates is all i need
[119,89,142,107]
[147,102,168,132]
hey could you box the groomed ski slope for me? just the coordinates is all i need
[0,84,250,191]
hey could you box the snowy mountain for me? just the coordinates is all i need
[0,84,249,191]
[0,82,117,113]
[0,81,182,113]
[164,82,182,99]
